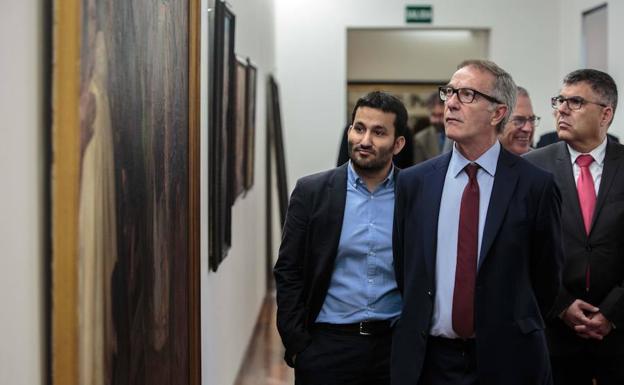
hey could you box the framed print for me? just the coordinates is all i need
[244,59,257,191]
[208,0,236,271]
[232,55,247,202]
[268,75,289,227]
[51,0,200,384]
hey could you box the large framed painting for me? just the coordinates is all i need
[232,56,247,202]
[208,0,236,271]
[268,75,288,227]
[244,59,257,191]
[347,81,445,129]
[50,0,200,384]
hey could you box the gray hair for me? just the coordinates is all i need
[516,86,529,98]
[458,59,517,132]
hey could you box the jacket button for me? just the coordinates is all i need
[420,331,426,338]
[586,245,592,252]
[427,290,432,296]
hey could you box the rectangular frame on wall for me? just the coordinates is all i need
[268,75,289,227]
[50,0,200,383]
[244,59,257,191]
[208,0,236,271]
[232,55,248,202]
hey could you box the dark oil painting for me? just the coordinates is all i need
[65,0,193,384]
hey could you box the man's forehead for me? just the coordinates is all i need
[450,65,493,88]
[560,81,594,96]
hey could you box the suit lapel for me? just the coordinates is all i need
[554,142,587,237]
[424,153,451,279]
[591,141,624,233]
[478,148,518,270]
[325,164,348,257]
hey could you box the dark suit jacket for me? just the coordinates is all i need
[391,147,563,385]
[525,141,624,356]
[274,163,399,367]
[537,131,620,148]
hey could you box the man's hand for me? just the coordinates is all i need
[574,312,613,340]
[560,299,598,330]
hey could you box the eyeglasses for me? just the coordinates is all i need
[510,115,540,128]
[551,95,607,111]
[439,86,502,105]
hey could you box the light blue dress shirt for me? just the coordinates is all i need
[316,161,402,324]
[430,141,500,338]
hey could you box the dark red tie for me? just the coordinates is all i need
[452,163,479,338]
[575,154,595,291]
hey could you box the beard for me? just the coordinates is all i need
[348,140,395,173]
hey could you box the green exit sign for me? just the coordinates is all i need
[406,5,432,23]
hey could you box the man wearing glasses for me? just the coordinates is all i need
[391,59,563,385]
[499,86,540,155]
[525,69,624,385]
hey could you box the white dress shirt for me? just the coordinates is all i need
[567,137,607,194]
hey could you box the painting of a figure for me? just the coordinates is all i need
[51,0,199,384]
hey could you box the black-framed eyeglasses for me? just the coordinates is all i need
[510,115,541,128]
[551,95,607,111]
[439,86,502,105]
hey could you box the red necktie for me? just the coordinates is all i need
[452,163,479,338]
[576,154,595,291]
[576,154,596,234]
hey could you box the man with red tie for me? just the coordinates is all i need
[391,60,563,385]
[525,69,624,385]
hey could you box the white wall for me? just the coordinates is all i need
[0,1,45,384]
[558,0,624,139]
[348,29,489,82]
[200,0,276,384]
[275,0,561,188]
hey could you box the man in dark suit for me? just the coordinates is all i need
[391,60,563,385]
[525,69,624,385]
[536,130,619,148]
[274,91,408,385]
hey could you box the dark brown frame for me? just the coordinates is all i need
[244,59,257,191]
[268,75,289,227]
[209,0,236,271]
[232,55,248,201]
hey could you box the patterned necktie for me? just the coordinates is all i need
[576,154,595,291]
[452,163,479,338]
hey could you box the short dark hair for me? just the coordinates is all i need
[563,69,618,116]
[350,91,409,139]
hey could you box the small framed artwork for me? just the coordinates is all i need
[244,59,257,191]
[231,55,247,202]
[268,75,289,227]
[209,0,236,271]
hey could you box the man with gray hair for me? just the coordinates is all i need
[525,68,624,385]
[392,60,563,385]
[499,86,540,155]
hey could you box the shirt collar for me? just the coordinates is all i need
[347,160,395,189]
[567,137,607,166]
[449,140,500,178]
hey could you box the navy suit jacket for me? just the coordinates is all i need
[391,146,563,385]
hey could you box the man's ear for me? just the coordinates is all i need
[600,106,614,129]
[393,135,406,155]
[491,105,508,127]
